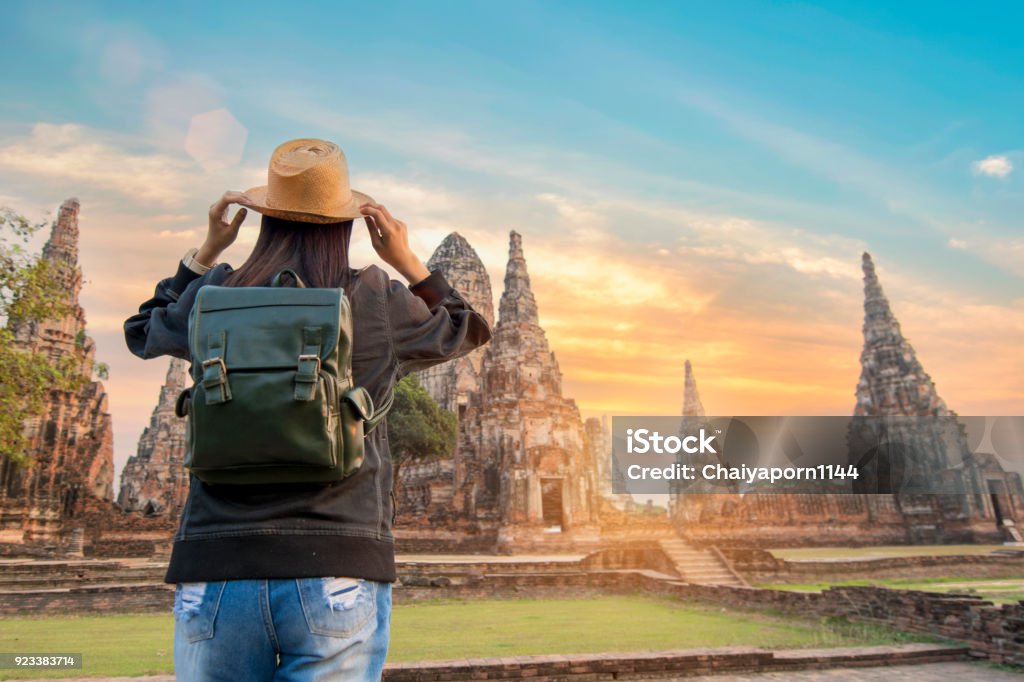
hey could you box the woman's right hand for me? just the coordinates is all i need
[197,191,249,266]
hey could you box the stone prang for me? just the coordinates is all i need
[456,231,599,549]
[851,252,968,475]
[854,252,950,417]
[682,359,706,417]
[416,232,495,413]
[117,358,191,518]
[0,199,115,544]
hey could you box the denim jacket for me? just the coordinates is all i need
[124,259,491,583]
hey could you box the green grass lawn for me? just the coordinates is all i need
[0,595,936,679]
[757,576,1024,604]
[0,613,173,680]
[387,595,931,660]
[768,545,1008,561]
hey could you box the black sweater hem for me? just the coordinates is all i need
[164,534,397,584]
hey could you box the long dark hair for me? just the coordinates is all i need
[222,215,354,289]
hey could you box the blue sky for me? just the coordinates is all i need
[4,1,1021,277]
[0,1,1021,477]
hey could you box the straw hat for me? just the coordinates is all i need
[238,138,373,223]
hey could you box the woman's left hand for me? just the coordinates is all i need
[197,191,249,266]
[360,201,430,284]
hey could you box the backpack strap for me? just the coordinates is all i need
[271,268,307,288]
[363,389,394,434]
[202,331,232,405]
[174,387,191,418]
[295,326,322,402]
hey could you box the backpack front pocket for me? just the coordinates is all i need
[187,369,336,473]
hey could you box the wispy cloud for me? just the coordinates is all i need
[358,173,460,215]
[666,88,1024,281]
[944,235,1024,278]
[536,192,605,228]
[607,198,866,282]
[971,154,1014,178]
[981,238,1024,277]
[0,123,197,205]
[156,228,200,239]
[0,122,266,210]
[674,89,921,210]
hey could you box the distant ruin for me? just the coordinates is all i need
[671,253,1024,546]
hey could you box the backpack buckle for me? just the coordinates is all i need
[201,357,227,372]
[295,353,322,401]
[297,354,321,375]
[201,357,232,405]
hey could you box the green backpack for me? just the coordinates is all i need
[173,268,392,485]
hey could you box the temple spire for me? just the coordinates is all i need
[861,252,902,342]
[682,359,706,417]
[855,252,949,416]
[10,198,88,360]
[165,356,189,392]
[41,198,81,274]
[497,230,539,326]
[118,357,191,517]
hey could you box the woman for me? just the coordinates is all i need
[123,139,492,681]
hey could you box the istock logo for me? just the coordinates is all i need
[625,428,717,455]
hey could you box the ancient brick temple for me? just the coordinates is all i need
[117,358,191,519]
[672,253,1024,547]
[850,252,1022,539]
[0,199,115,544]
[854,253,952,418]
[397,230,603,551]
[460,231,600,548]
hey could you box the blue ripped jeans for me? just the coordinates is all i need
[173,577,391,682]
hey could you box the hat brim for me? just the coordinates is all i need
[238,186,374,224]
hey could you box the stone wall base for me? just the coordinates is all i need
[381,643,969,681]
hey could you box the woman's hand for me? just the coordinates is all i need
[196,191,248,267]
[360,201,430,285]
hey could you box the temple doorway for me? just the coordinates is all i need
[541,478,564,531]
[989,479,1008,525]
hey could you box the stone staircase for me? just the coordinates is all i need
[1003,519,1024,544]
[658,538,747,587]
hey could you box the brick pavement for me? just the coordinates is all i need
[28,662,1022,682]
[659,662,1023,680]
[26,645,998,681]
